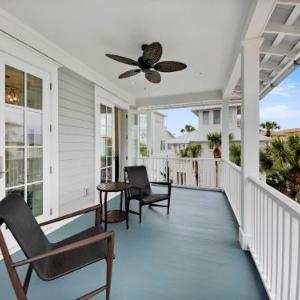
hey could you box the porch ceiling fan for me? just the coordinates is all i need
[105,42,187,84]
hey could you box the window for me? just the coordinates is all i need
[203,111,209,125]
[161,140,166,151]
[213,110,221,124]
[4,65,44,217]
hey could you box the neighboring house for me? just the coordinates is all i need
[166,102,269,158]
[270,128,300,137]
[139,111,174,157]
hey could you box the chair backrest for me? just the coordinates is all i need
[124,166,152,196]
[0,193,50,258]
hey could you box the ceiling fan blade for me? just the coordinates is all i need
[118,69,141,79]
[142,42,162,65]
[154,61,187,72]
[106,54,138,66]
[145,70,161,84]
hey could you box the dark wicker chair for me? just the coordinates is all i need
[124,166,172,226]
[0,193,114,300]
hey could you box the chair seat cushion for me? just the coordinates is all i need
[141,193,169,204]
[33,225,107,281]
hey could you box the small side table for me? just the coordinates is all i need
[96,182,131,231]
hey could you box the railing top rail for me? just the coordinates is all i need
[249,176,300,216]
[139,156,221,162]
[222,159,241,172]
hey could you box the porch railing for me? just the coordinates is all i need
[249,177,300,300]
[138,156,222,189]
[222,160,242,224]
[222,159,300,300]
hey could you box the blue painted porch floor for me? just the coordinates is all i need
[0,187,267,300]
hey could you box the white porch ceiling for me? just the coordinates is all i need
[0,0,254,102]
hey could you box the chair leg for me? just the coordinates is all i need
[0,231,27,300]
[139,202,142,224]
[167,198,170,215]
[126,197,130,230]
[106,233,114,300]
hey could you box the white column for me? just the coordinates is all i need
[146,111,153,156]
[240,38,262,250]
[221,98,229,161]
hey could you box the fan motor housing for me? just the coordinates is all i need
[138,56,152,71]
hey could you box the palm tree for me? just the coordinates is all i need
[260,121,280,137]
[260,135,300,200]
[230,143,241,166]
[180,144,202,158]
[180,124,196,134]
[207,132,234,158]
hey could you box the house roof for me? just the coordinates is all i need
[271,128,300,137]
[166,127,269,144]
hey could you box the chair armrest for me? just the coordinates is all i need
[11,230,115,268]
[150,180,173,196]
[39,204,102,227]
[150,181,173,186]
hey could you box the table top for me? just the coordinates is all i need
[97,181,131,192]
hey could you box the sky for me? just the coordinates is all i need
[160,67,300,137]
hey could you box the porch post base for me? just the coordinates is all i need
[239,227,250,251]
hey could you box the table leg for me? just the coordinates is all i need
[104,191,108,231]
[95,191,102,225]
[125,190,129,230]
[120,191,123,211]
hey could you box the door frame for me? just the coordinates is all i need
[94,86,116,188]
[0,35,59,222]
[94,85,130,196]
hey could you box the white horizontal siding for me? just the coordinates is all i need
[58,67,95,214]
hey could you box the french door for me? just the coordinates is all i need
[99,103,115,183]
[0,55,51,229]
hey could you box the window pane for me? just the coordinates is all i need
[203,111,209,125]
[107,167,112,182]
[213,110,221,124]
[27,148,43,183]
[27,74,43,109]
[5,106,24,146]
[101,156,106,168]
[5,65,24,106]
[106,147,112,156]
[27,183,43,217]
[106,137,112,147]
[5,148,24,188]
[27,111,43,146]
[100,104,106,114]
[101,168,107,183]
[107,156,112,167]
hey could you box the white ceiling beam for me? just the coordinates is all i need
[262,4,300,79]
[260,45,291,56]
[265,23,300,36]
[222,0,276,98]
[136,90,222,110]
[277,0,300,5]
[260,61,282,72]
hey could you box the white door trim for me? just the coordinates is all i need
[94,85,117,203]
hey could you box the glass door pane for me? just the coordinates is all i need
[100,104,114,183]
[4,65,44,217]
